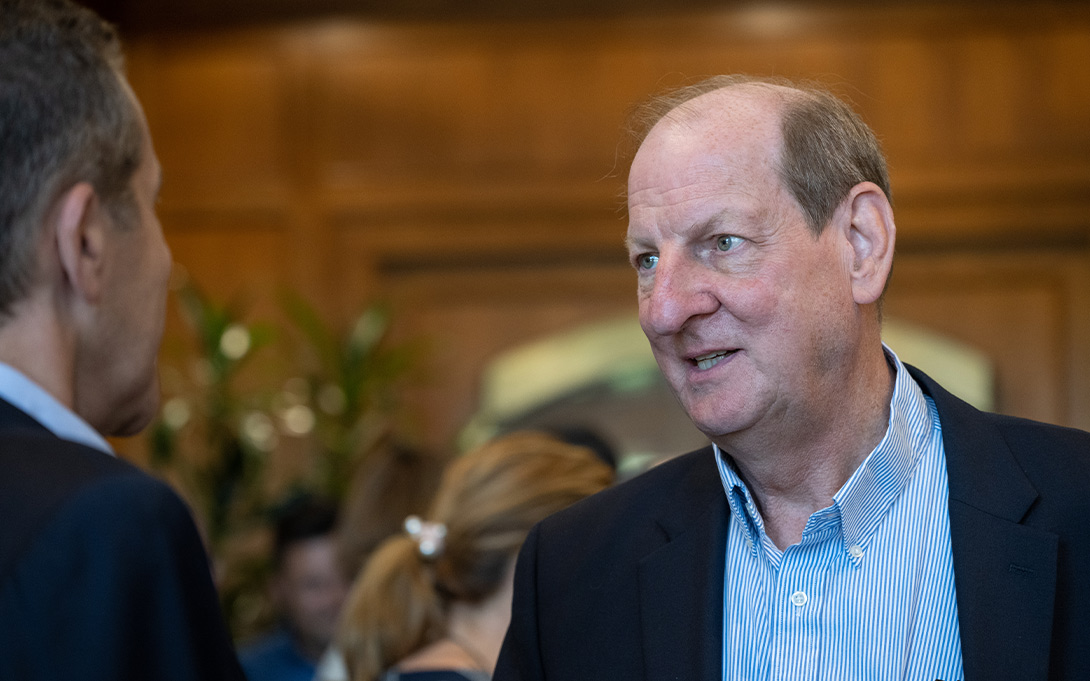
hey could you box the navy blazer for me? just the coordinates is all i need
[0,398,245,680]
[494,366,1090,681]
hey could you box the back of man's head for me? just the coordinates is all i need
[0,0,143,318]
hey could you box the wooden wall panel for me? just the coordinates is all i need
[119,2,1090,450]
[1045,28,1090,135]
[380,267,634,449]
[863,38,950,158]
[886,251,1077,425]
[1067,253,1090,432]
[161,211,292,321]
[129,38,292,206]
[956,35,1024,152]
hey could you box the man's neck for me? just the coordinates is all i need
[0,301,77,412]
[716,347,896,549]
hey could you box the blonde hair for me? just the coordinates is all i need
[338,431,613,681]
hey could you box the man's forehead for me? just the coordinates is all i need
[654,84,786,148]
[628,86,786,198]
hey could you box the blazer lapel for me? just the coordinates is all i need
[910,367,1058,681]
[637,448,728,681]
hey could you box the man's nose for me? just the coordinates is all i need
[639,257,718,337]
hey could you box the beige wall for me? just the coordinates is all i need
[122,2,1090,453]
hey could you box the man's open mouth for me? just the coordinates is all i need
[692,350,735,371]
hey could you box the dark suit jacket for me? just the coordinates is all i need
[494,366,1090,681]
[0,398,245,680]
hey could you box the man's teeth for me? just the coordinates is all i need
[694,351,731,371]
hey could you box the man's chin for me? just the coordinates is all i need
[104,414,152,439]
[684,403,752,442]
[103,389,160,438]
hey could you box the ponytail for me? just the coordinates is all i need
[338,534,444,681]
[337,431,612,680]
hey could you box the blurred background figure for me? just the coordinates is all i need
[335,431,612,681]
[240,495,350,681]
[337,440,447,583]
[539,425,618,475]
[313,440,447,681]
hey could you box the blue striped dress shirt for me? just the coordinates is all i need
[715,348,963,680]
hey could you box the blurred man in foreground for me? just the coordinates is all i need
[0,1,244,678]
[495,76,1090,681]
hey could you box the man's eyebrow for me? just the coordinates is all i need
[624,215,720,253]
[700,207,755,231]
[623,208,756,252]
[624,234,655,253]
[694,213,724,233]
[698,206,768,235]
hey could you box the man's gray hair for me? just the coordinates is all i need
[0,0,143,318]
[628,74,892,236]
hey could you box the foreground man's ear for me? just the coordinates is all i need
[52,182,108,305]
[842,181,895,306]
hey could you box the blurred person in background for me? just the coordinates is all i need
[336,439,447,582]
[315,440,447,681]
[241,495,350,681]
[0,1,243,678]
[336,431,612,681]
[539,425,618,475]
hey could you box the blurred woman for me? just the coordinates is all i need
[336,431,613,681]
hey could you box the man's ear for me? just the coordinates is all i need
[842,181,895,306]
[52,182,107,304]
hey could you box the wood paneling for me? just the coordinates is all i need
[118,2,1090,450]
[130,40,293,205]
[886,250,1086,427]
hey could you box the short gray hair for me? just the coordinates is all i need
[627,75,891,235]
[0,0,143,317]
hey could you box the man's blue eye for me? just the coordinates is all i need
[637,254,659,270]
[717,236,739,251]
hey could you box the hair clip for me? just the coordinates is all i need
[404,515,447,559]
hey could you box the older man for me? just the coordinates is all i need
[0,1,244,678]
[494,76,1090,681]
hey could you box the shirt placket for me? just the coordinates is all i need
[766,525,836,681]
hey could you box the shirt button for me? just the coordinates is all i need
[849,545,864,559]
[790,591,808,607]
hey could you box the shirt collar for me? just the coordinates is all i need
[714,344,935,565]
[0,362,114,455]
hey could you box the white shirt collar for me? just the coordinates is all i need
[0,362,114,455]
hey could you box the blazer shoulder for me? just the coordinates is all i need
[0,434,242,681]
[0,432,184,586]
[987,410,1090,453]
[986,411,1090,504]
[909,363,1090,516]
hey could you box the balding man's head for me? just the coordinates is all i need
[625,75,897,445]
[628,75,891,235]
